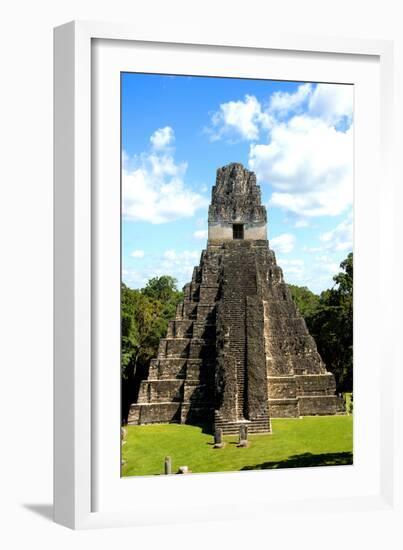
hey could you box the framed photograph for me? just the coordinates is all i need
[120,73,353,477]
[54,21,397,531]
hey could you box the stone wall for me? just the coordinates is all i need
[208,220,267,241]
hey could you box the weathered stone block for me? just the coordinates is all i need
[181,302,198,319]
[165,320,192,338]
[199,286,220,302]
[164,338,191,358]
[149,358,188,380]
[269,398,300,417]
[183,381,212,403]
[268,376,297,399]
[127,404,140,424]
[138,403,181,424]
[195,304,217,322]
[192,322,215,339]
[137,380,183,403]
[298,395,342,416]
[184,359,202,380]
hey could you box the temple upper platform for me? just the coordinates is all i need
[208,163,267,242]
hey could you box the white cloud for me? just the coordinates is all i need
[160,250,201,286]
[205,83,353,219]
[320,218,353,252]
[270,233,296,254]
[193,229,208,240]
[206,94,271,141]
[122,268,151,288]
[268,83,352,126]
[276,254,342,293]
[308,84,353,126]
[163,249,200,262]
[294,218,309,228]
[150,126,174,150]
[123,249,202,290]
[314,254,340,275]
[250,116,353,217]
[206,83,352,147]
[123,128,208,224]
[130,249,145,258]
[277,258,305,280]
[268,83,312,118]
[277,258,304,267]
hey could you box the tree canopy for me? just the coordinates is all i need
[121,277,183,422]
[288,253,353,393]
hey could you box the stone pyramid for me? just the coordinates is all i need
[128,163,344,434]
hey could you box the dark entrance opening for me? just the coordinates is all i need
[233,224,244,240]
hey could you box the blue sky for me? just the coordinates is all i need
[121,73,353,294]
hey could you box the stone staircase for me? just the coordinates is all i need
[236,349,245,420]
[214,412,271,435]
[222,243,256,422]
[213,242,272,434]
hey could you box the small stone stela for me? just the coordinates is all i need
[128,163,344,434]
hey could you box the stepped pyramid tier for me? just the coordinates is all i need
[128,163,344,434]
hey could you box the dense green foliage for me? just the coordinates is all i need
[288,253,353,392]
[122,416,353,476]
[287,284,320,318]
[121,276,183,421]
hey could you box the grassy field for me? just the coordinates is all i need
[122,415,353,477]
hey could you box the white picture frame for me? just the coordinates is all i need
[54,20,399,532]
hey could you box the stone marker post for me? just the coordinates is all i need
[164,456,172,475]
[238,424,248,447]
[213,427,224,448]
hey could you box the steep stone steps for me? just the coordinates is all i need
[219,243,259,425]
[214,417,272,435]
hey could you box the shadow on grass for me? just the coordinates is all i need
[195,422,214,436]
[241,451,353,471]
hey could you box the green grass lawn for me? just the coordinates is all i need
[122,415,353,476]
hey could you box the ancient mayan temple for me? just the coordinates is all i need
[128,163,344,434]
